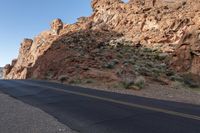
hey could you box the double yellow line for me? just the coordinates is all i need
[21,81,200,121]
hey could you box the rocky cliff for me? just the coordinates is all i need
[3,0,200,88]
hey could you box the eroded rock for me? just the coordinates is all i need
[51,18,64,35]
[171,26,200,75]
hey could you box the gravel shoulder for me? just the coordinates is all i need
[69,81,200,105]
[49,78,200,105]
[0,92,77,133]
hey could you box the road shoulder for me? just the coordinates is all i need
[0,92,77,133]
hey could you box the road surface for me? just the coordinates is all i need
[0,80,200,133]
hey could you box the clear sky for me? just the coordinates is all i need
[0,0,93,66]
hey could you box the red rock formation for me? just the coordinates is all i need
[3,0,200,79]
[171,26,200,75]
[51,18,64,35]
[3,19,63,79]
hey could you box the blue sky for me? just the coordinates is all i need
[0,0,93,66]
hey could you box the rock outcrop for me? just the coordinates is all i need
[3,0,200,82]
[170,26,200,74]
[3,18,65,79]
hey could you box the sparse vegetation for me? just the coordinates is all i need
[170,73,200,91]
[58,75,69,83]
[181,73,200,88]
[120,78,134,89]
[83,78,95,84]
[119,75,146,90]
[103,61,117,69]
[134,76,146,89]
[69,78,82,84]
[169,75,183,82]
[172,81,184,90]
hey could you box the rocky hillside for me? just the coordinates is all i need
[3,0,200,89]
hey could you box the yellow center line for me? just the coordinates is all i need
[21,81,200,121]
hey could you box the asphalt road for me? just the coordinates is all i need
[0,80,200,133]
[0,91,75,133]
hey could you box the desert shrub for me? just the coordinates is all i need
[134,76,146,89]
[182,74,199,88]
[172,81,183,90]
[58,75,68,83]
[104,59,120,69]
[120,78,134,89]
[170,75,183,82]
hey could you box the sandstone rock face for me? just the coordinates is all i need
[3,0,200,79]
[3,21,64,79]
[91,0,198,48]
[171,26,200,75]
